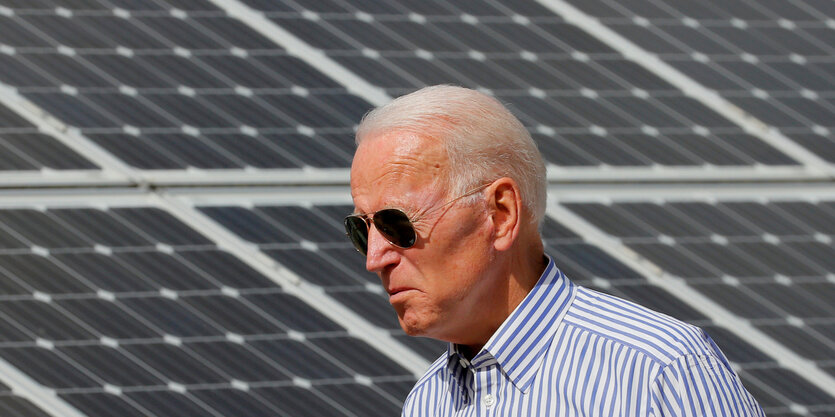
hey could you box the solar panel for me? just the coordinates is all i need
[0,199,420,417]
[1,0,815,183]
[0,1,366,176]
[237,0,806,171]
[561,0,835,163]
[0,0,833,415]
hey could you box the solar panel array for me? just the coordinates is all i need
[0,0,365,173]
[235,0,805,169]
[0,0,833,415]
[0,198,416,417]
[568,0,835,161]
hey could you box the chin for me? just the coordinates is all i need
[399,318,453,344]
[397,312,436,338]
[398,318,426,337]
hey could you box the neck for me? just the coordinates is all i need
[459,235,547,359]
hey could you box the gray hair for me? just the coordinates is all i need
[355,85,547,226]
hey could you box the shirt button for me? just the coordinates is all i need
[483,394,496,408]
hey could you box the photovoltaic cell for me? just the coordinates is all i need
[549,242,645,279]
[119,297,225,338]
[700,325,774,364]
[61,393,149,417]
[55,298,161,339]
[188,389,282,417]
[315,383,402,417]
[49,253,159,292]
[57,345,165,387]
[757,324,834,361]
[2,347,100,388]
[0,101,98,171]
[329,289,401,329]
[122,391,213,416]
[250,386,347,417]
[746,368,833,406]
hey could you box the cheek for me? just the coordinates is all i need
[442,226,497,302]
[423,248,493,310]
[394,211,494,330]
[443,222,495,277]
[394,292,443,335]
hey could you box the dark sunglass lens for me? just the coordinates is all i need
[373,209,417,248]
[344,216,369,255]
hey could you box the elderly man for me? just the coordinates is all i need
[345,85,764,416]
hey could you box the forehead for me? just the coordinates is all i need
[350,132,448,210]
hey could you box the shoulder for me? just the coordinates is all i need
[650,353,766,416]
[558,287,765,415]
[563,286,718,366]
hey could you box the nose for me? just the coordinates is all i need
[365,223,400,273]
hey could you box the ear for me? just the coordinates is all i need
[488,177,522,252]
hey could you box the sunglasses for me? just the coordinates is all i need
[344,183,491,256]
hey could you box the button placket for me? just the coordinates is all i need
[483,393,496,408]
[472,362,500,412]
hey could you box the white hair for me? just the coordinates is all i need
[355,85,547,226]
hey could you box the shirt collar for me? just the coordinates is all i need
[446,255,576,393]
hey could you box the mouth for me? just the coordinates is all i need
[387,287,416,302]
[387,286,412,295]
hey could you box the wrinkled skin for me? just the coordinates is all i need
[350,132,504,346]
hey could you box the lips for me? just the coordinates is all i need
[387,287,413,296]
[387,287,416,303]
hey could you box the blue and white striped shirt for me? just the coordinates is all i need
[402,256,764,416]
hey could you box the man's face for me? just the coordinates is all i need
[349,132,497,344]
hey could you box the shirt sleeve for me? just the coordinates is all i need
[649,354,766,417]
